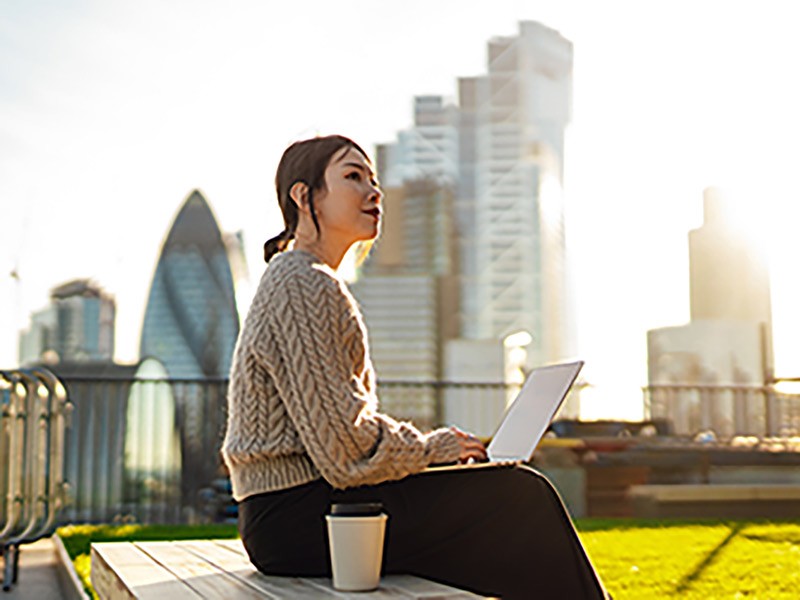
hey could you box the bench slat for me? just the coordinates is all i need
[303,576,483,598]
[364,574,484,598]
[92,540,488,599]
[205,540,483,598]
[180,540,337,599]
[135,541,266,600]
[91,543,201,600]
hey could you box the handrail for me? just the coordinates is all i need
[643,381,800,438]
[0,372,25,543]
[0,368,71,592]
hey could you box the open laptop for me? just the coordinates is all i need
[425,360,584,472]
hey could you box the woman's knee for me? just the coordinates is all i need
[509,466,571,511]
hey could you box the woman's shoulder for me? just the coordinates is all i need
[262,250,343,296]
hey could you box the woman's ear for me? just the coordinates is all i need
[289,181,310,212]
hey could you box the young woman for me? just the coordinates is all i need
[222,135,608,599]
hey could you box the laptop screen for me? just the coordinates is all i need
[487,361,583,461]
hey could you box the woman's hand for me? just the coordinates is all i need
[450,427,488,464]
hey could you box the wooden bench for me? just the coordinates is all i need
[629,483,800,518]
[91,539,485,599]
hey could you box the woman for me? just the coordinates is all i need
[222,135,608,599]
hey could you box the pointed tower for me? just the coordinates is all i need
[140,190,240,378]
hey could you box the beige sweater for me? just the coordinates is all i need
[221,249,461,501]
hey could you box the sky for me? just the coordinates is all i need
[2,0,799,420]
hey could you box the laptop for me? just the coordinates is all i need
[425,360,584,472]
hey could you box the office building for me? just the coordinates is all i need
[688,187,773,364]
[377,96,459,188]
[140,190,240,378]
[369,21,577,423]
[19,279,115,364]
[379,22,574,368]
[351,180,459,427]
[457,21,573,368]
[647,187,774,436]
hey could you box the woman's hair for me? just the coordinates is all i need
[264,134,370,263]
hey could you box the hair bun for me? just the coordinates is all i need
[263,228,294,263]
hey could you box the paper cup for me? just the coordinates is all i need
[326,504,388,591]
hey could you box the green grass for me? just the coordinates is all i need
[579,519,800,599]
[58,520,800,599]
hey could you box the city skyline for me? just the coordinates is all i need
[2,1,799,419]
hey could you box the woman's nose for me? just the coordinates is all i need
[368,185,382,204]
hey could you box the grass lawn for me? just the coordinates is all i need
[58,519,800,599]
[580,519,800,599]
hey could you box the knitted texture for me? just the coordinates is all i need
[222,250,462,501]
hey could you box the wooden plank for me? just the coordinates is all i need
[185,540,400,599]
[211,538,251,557]
[303,576,485,598]
[179,540,330,599]
[375,574,486,599]
[200,540,484,598]
[135,541,266,600]
[630,484,800,502]
[95,538,486,600]
[91,543,200,600]
[304,578,411,598]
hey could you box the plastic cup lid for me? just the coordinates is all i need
[329,502,384,516]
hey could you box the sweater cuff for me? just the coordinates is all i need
[423,427,462,465]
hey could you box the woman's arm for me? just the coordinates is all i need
[260,263,463,488]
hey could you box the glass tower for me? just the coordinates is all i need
[140,190,240,379]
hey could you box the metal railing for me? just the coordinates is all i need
[644,382,800,439]
[8,368,800,545]
[57,376,228,525]
[0,368,71,592]
[47,375,514,527]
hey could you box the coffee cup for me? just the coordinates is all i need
[326,502,388,591]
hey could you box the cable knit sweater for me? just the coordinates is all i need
[221,249,462,501]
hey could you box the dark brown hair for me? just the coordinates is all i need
[264,135,369,263]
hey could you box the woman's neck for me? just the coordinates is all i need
[292,239,347,271]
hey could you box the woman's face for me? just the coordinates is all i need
[315,146,382,248]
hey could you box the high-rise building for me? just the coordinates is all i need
[351,180,459,427]
[458,21,573,368]
[689,187,773,364]
[140,190,240,378]
[377,96,459,188]
[19,279,115,364]
[647,187,774,436]
[378,21,574,370]
[365,21,577,426]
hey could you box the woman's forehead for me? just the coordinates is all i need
[332,146,368,164]
[330,147,374,173]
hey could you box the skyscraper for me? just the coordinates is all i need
[351,180,459,427]
[458,21,573,368]
[19,279,115,364]
[647,187,774,436]
[140,190,240,379]
[378,96,459,188]
[364,21,576,427]
[378,21,574,370]
[689,187,773,362]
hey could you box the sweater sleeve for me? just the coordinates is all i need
[260,262,461,489]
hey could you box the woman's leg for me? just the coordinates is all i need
[238,479,332,576]
[238,467,608,598]
[336,465,607,600]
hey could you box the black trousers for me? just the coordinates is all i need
[239,465,608,599]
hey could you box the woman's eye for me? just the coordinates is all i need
[346,172,361,181]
